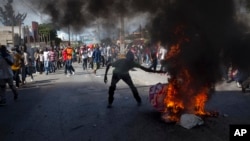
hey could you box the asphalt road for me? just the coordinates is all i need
[0,63,250,141]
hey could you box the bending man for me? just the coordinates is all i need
[104,50,164,108]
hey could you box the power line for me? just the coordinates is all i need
[19,0,41,17]
[18,0,44,22]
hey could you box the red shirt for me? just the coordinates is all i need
[62,50,67,61]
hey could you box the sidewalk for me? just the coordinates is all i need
[129,67,169,86]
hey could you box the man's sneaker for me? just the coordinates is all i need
[237,82,242,88]
[137,101,142,107]
[0,100,6,106]
[107,104,112,108]
[14,94,18,101]
[72,72,75,75]
[242,87,246,93]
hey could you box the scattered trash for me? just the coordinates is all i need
[223,114,228,117]
[179,114,204,129]
[149,83,168,112]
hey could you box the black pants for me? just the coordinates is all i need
[101,55,105,67]
[82,58,88,70]
[149,59,157,71]
[13,69,21,87]
[38,61,44,74]
[108,72,141,104]
[242,77,250,89]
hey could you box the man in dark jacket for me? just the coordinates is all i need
[0,45,18,105]
[92,44,101,75]
[104,50,165,108]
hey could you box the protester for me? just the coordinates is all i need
[106,44,112,65]
[49,47,56,73]
[144,46,151,65]
[99,44,106,67]
[38,49,44,74]
[34,48,40,74]
[149,50,158,71]
[64,42,75,76]
[62,47,68,75]
[11,46,22,88]
[87,45,94,69]
[158,43,168,71]
[92,44,102,74]
[21,45,33,83]
[43,48,50,75]
[149,46,158,71]
[104,49,165,108]
[27,57,34,81]
[81,45,88,70]
[0,45,18,105]
[56,48,63,69]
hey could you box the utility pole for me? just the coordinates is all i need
[68,25,71,43]
[19,20,22,45]
[12,16,15,46]
[119,15,125,55]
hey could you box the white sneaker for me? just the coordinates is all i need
[237,82,242,88]
[72,72,75,75]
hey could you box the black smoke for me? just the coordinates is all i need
[148,0,250,88]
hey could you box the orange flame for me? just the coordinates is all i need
[166,43,180,60]
[194,88,209,115]
[161,25,211,122]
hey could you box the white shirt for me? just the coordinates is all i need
[106,46,111,57]
[43,51,50,61]
[87,48,93,58]
[159,46,167,60]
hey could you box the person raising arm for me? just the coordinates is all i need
[104,50,165,108]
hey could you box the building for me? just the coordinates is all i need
[0,26,22,46]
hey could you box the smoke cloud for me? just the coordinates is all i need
[30,0,250,86]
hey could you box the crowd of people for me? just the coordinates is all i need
[0,41,169,106]
[1,40,249,106]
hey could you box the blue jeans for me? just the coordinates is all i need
[49,61,56,73]
[44,61,49,75]
[65,59,73,74]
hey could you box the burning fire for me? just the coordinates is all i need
[161,25,214,122]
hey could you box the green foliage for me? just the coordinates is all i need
[38,23,61,46]
[39,23,52,36]
[0,0,27,26]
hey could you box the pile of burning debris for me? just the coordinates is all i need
[149,25,220,129]
[149,78,219,129]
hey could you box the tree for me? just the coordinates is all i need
[38,23,61,46]
[0,0,27,26]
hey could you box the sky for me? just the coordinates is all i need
[1,0,250,42]
[0,0,51,26]
[0,0,150,41]
[12,0,50,25]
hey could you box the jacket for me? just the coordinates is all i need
[0,53,14,79]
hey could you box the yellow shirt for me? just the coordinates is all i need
[11,52,22,71]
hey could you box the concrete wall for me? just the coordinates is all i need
[0,26,21,46]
